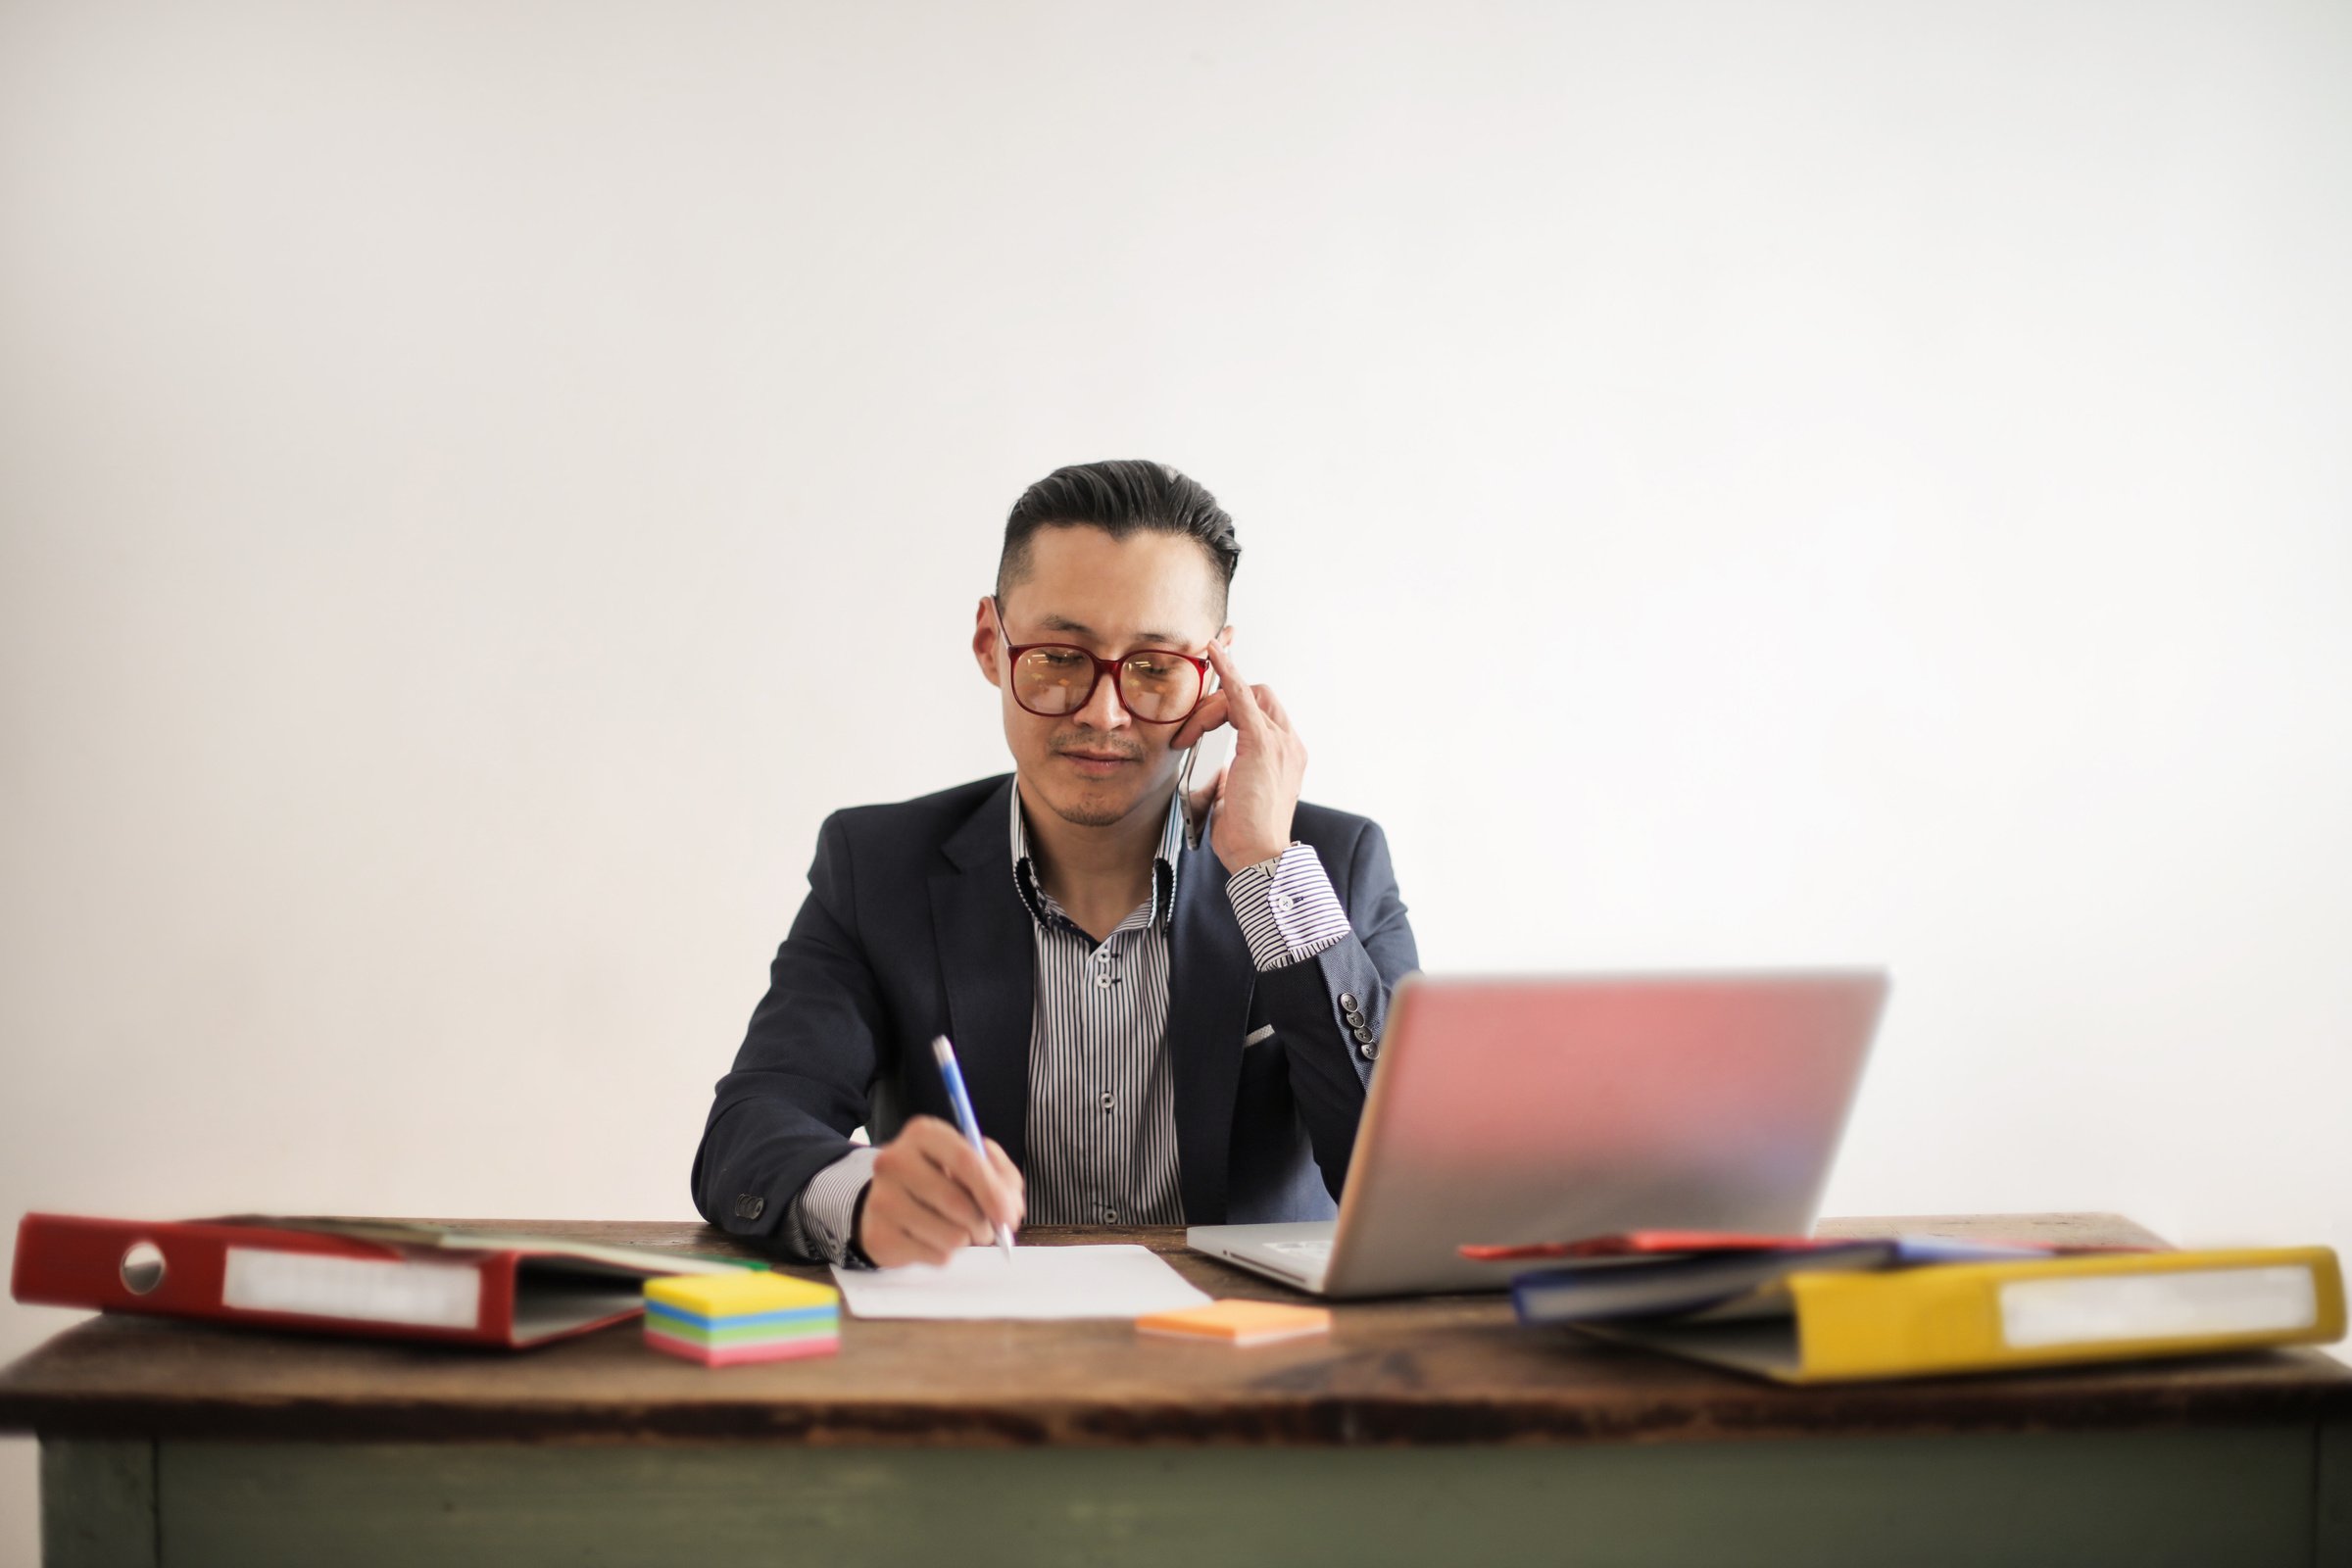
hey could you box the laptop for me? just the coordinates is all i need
[1188,970,1887,1298]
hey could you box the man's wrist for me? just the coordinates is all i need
[1218,839,1293,874]
[784,1146,879,1267]
[1224,842,1351,972]
[847,1185,876,1268]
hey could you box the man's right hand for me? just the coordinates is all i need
[856,1114,1026,1268]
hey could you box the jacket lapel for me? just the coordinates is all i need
[1166,838,1254,1224]
[928,776,1035,1173]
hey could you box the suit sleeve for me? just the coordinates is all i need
[689,812,887,1259]
[1230,820,1418,1200]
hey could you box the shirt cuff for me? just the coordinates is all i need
[1225,842,1352,972]
[780,1145,880,1267]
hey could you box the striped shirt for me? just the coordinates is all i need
[780,784,1353,1264]
[1009,787,1189,1227]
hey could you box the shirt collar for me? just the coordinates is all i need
[1008,781,1186,933]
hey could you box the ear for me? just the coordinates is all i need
[972,597,1004,689]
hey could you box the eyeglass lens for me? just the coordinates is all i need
[1012,648,1201,722]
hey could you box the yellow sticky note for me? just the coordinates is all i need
[645,1272,839,1318]
[1138,1298,1332,1346]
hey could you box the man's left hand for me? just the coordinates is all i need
[1174,640,1306,873]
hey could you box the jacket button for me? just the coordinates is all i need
[1353,1026,1375,1044]
[1339,992,1358,1011]
[734,1195,764,1221]
[1360,1039,1380,1060]
[1345,1010,1366,1028]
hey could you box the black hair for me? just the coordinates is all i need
[997,460,1241,616]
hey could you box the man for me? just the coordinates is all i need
[691,461,1417,1266]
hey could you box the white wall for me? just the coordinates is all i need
[4,1,2347,1557]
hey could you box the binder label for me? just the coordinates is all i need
[221,1248,483,1331]
[1998,1264,2317,1348]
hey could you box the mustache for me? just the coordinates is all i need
[1050,733,1151,761]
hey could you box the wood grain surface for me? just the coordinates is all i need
[3,1214,2344,1446]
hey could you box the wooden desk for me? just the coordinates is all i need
[4,1214,2346,1567]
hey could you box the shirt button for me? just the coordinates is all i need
[1339,993,1358,1011]
[1274,893,1295,911]
[1101,1092,1114,1112]
[1102,1208,1118,1223]
[1096,951,1112,963]
[1095,972,1114,989]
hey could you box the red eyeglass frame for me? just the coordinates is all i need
[988,597,1213,724]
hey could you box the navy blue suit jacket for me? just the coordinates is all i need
[691,774,1418,1256]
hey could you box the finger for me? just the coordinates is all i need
[1203,643,1267,735]
[874,1192,966,1264]
[868,1176,967,1263]
[903,1146,995,1238]
[880,1186,967,1256]
[1172,689,1231,751]
[907,1117,1019,1229]
[869,1168,982,1257]
[885,1125,993,1236]
[983,1141,1026,1227]
[943,1136,1020,1231]
[983,1138,1024,1197]
[1253,684,1291,730]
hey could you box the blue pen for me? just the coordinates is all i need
[930,1034,1016,1260]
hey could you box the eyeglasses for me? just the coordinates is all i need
[989,598,1210,724]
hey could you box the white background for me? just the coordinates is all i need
[4,1,2348,1557]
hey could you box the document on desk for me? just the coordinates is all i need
[831,1245,1211,1320]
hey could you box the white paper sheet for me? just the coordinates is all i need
[830,1244,1212,1320]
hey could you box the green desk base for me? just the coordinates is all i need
[43,1422,2350,1568]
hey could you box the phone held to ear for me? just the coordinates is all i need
[1179,724,1234,850]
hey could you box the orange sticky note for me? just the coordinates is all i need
[1138,1298,1333,1347]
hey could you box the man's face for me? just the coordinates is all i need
[973,524,1228,831]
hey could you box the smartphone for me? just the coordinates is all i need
[1177,722,1235,850]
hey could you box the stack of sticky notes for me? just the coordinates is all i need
[1138,1298,1332,1347]
[643,1271,841,1366]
